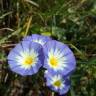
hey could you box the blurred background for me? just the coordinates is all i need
[0,0,96,96]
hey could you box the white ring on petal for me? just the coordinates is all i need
[32,39,45,45]
[15,49,38,69]
[50,75,65,89]
[48,48,67,70]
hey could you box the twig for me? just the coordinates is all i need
[25,0,39,7]
[52,92,55,96]
[0,11,12,19]
[0,28,14,32]
[24,16,32,37]
[0,28,22,44]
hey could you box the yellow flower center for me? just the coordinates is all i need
[50,56,58,68]
[23,56,33,65]
[53,80,61,87]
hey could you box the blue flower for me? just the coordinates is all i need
[43,40,76,76]
[23,34,52,46]
[7,41,44,76]
[44,71,70,95]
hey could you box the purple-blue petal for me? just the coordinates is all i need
[43,40,76,76]
[22,34,52,46]
[7,41,44,76]
[44,71,71,95]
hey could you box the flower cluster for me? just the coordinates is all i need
[7,34,76,95]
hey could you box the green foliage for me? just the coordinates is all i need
[0,0,96,96]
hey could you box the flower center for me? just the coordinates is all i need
[53,80,61,87]
[24,56,33,65]
[50,56,58,68]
